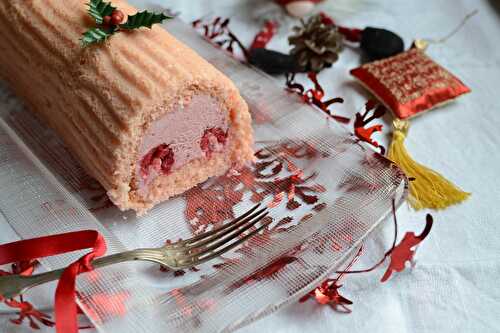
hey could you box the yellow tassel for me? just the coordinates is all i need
[387,119,470,210]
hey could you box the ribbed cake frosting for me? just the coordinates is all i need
[0,0,254,214]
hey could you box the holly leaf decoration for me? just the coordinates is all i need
[81,27,116,47]
[120,11,172,30]
[87,0,116,25]
[381,214,433,282]
[81,1,172,47]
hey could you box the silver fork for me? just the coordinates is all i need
[0,204,269,299]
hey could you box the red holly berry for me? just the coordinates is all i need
[110,10,125,25]
[103,15,112,25]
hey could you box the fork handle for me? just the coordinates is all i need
[0,248,160,299]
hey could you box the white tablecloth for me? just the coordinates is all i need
[1,0,499,332]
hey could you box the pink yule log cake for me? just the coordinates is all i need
[0,0,254,214]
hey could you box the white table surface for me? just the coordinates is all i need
[2,0,500,332]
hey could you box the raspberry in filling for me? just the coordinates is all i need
[135,95,229,194]
[140,144,175,180]
[200,127,228,158]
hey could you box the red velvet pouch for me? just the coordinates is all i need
[350,48,470,119]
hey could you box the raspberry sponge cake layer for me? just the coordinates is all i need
[0,0,254,214]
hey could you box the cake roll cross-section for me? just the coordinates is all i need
[0,0,254,214]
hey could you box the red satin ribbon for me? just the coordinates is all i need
[0,230,107,333]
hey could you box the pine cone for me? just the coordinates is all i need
[289,14,344,72]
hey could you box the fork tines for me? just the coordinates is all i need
[174,204,271,269]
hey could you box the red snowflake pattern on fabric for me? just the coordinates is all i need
[172,141,328,281]
[232,256,299,289]
[185,178,244,234]
[184,141,327,234]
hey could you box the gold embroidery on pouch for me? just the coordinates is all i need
[363,49,461,104]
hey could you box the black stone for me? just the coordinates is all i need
[360,27,404,60]
[247,48,304,75]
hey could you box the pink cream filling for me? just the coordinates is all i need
[136,95,229,192]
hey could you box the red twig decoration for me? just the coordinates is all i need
[1,261,55,330]
[3,298,55,329]
[192,17,249,59]
[354,100,386,154]
[336,201,434,283]
[250,20,279,50]
[380,214,433,282]
[300,201,433,313]
[286,72,348,123]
